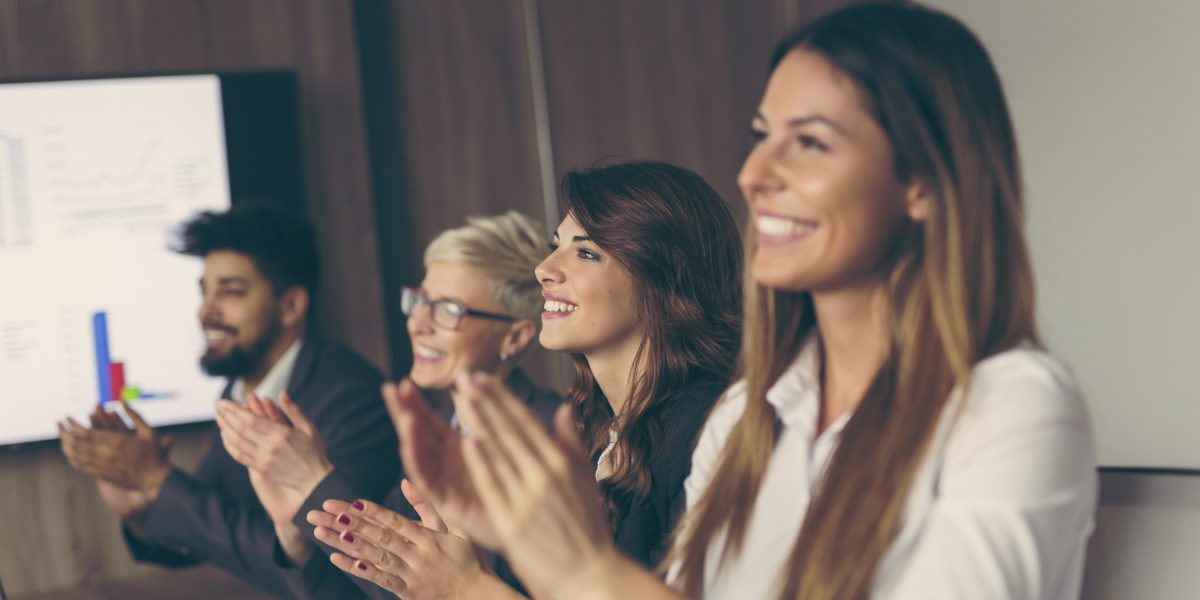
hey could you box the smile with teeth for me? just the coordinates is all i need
[414,344,446,360]
[756,214,818,239]
[204,329,234,342]
[543,300,578,313]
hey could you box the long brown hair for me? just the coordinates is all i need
[670,3,1038,598]
[561,161,742,528]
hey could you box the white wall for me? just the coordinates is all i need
[922,2,1200,596]
[924,0,1200,470]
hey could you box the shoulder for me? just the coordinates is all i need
[658,378,732,453]
[300,338,384,386]
[938,344,1096,488]
[290,339,385,414]
[959,345,1091,430]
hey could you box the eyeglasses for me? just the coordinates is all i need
[400,287,517,331]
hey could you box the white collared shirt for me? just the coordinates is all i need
[229,339,302,405]
[668,336,1097,599]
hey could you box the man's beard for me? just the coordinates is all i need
[200,318,281,379]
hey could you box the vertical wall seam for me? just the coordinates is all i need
[522,0,559,229]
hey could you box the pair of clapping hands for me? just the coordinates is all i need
[215,371,620,600]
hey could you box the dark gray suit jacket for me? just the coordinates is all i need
[280,368,563,600]
[123,338,400,598]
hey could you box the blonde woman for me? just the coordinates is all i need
[386,4,1097,600]
[215,211,561,599]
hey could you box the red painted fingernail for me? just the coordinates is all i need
[356,561,368,571]
[352,501,365,511]
[342,531,355,543]
[338,515,351,525]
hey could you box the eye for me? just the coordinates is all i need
[220,288,246,297]
[797,135,829,152]
[439,301,466,318]
[576,247,601,261]
[749,127,768,143]
[547,242,559,253]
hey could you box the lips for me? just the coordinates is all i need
[541,292,578,319]
[413,344,446,363]
[203,322,236,344]
[754,212,818,245]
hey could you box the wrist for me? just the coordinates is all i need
[546,544,627,600]
[139,462,172,501]
[275,522,313,566]
[296,460,334,498]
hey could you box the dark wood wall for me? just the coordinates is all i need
[358,0,849,388]
[1,1,859,596]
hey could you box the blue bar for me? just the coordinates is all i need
[92,311,112,404]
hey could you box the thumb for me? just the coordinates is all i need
[123,403,155,439]
[382,380,424,438]
[400,478,447,533]
[278,391,316,437]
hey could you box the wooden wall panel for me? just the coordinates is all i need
[535,0,789,216]
[356,0,568,387]
[0,1,384,595]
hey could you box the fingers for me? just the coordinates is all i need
[401,478,448,533]
[122,404,154,439]
[317,499,432,549]
[278,391,316,437]
[329,552,407,596]
[313,524,410,577]
[245,392,269,418]
[387,379,451,493]
[457,373,553,483]
[215,404,262,468]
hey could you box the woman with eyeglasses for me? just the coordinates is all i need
[304,161,744,599]
[214,210,561,599]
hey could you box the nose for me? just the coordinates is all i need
[534,252,564,287]
[197,293,217,324]
[737,141,785,207]
[406,301,435,336]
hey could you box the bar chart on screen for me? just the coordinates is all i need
[0,75,232,446]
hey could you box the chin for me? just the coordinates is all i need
[410,366,452,391]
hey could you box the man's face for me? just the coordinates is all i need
[196,250,282,378]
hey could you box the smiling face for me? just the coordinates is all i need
[406,261,515,390]
[197,250,284,378]
[534,213,642,357]
[739,49,924,293]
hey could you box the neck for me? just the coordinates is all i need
[242,326,303,391]
[584,334,645,418]
[811,281,891,431]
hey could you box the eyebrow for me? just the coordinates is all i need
[551,231,592,243]
[755,112,849,136]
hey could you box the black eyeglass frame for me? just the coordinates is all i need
[400,286,517,330]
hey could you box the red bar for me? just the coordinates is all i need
[109,361,126,402]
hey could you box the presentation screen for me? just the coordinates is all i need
[0,74,233,446]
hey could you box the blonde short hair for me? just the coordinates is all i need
[423,211,547,321]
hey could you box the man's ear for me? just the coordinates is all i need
[279,286,310,328]
[905,178,933,222]
[499,319,538,360]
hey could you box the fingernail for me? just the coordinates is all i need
[471,371,489,385]
[352,501,365,511]
[356,561,368,571]
[342,531,355,543]
[338,514,351,525]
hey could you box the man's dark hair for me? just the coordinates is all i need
[174,204,321,305]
